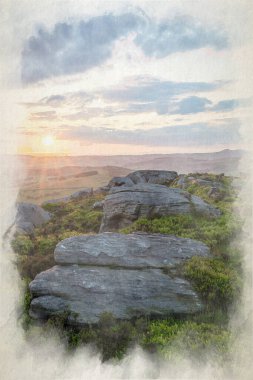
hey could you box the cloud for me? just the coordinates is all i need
[102,79,222,116]
[24,91,92,109]
[41,95,66,107]
[58,120,240,147]
[171,96,212,115]
[123,95,213,116]
[21,13,142,83]
[212,99,240,112]
[29,110,57,121]
[135,15,228,58]
[64,107,114,121]
[24,77,223,120]
[24,75,250,121]
[103,77,222,103]
[21,13,228,84]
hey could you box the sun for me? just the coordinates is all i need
[42,135,55,147]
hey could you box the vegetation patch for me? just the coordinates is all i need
[184,257,242,311]
[12,194,104,279]
[122,213,242,254]
[141,319,231,362]
[36,312,231,363]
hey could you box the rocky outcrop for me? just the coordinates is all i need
[128,170,178,185]
[29,232,210,325]
[43,188,93,205]
[108,170,178,189]
[100,184,221,232]
[174,174,227,201]
[15,202,51,235]
[175,175,225,189]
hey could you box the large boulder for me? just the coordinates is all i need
[100,184,221,232]
[15,202,51,235]
[29,232,210,325]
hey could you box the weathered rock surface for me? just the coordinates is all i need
[43,188,93,205]
[108,170,178,189]
[15,202,51,235]
[29,232,210,325]
[30,266,202,325]
[100,184,221,232]
[127,170,178,185]
[54,232,210,268]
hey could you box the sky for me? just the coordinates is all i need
[3,0,253,156]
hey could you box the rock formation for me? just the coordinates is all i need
[29,232,210,325]
[108,170,178,189]
[100,184,220,232]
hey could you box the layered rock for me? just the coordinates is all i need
[29,232,210,325]
[100,184,221,232]
[15,202,51,235]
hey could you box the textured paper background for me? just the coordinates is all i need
[0,1,253,379]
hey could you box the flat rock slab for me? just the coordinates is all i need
[100,184,220,232]
[29,265,203,325]
[54,232,210,268]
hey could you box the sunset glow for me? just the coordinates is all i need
[42,135,55,147]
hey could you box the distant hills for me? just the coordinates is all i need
[20,149,244,174]
[17,149,245,203]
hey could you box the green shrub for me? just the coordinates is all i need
[184,257,242,310]
[142,319,231,361]
[67,327,97,350]
[34,235,58,256]
[21,278,32,330]
[123,213,242,253]
[17,254,55,279]
[61,209,102,232]
[11,235,34,256]
[44,312,147,360]
[96,312,136,361]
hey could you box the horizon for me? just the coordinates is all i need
[14,147,244,159]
